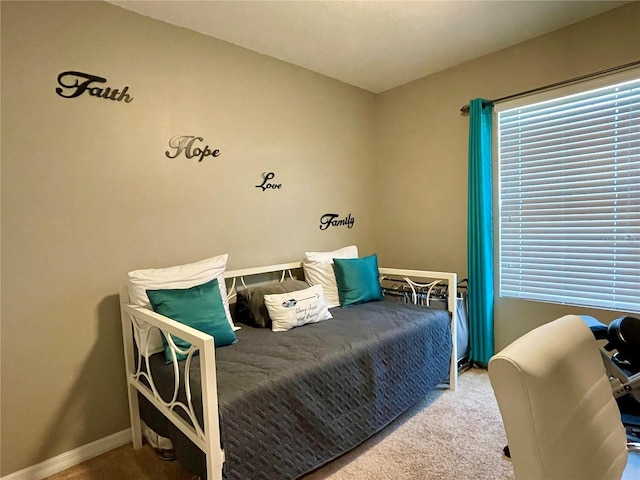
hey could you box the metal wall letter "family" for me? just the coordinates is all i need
[319,213,355,230]
[165,136,221,162]
[56,71,133,103]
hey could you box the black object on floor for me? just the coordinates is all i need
[503,445,511,458]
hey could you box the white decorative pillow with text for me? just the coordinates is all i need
[264,284,332,332]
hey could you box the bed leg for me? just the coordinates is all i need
[128,384,143,449]
[120,289,144,450]
[206,454,224,480]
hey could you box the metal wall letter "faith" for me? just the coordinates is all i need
[56,71,133,103]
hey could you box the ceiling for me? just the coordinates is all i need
[107,0,629,93]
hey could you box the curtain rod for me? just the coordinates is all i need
[459,59,640,115]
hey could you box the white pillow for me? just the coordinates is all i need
[127,254,236,356]
[303,245,358,308]
[264,284,332,332]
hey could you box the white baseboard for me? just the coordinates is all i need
[1,429,132,480]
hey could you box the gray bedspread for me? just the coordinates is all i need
[149,299,452,480]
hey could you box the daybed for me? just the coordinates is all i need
[120,250,458,480]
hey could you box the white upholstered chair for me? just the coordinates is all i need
[488,314,639,480]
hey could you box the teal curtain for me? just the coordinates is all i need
[467,98,495,366]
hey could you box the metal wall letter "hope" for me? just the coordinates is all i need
[165,136,221,162]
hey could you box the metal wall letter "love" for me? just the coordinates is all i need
[256,172,282,191]
[165,136,221,162]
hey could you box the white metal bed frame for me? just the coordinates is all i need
[120,262,458,480]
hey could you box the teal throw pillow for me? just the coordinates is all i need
[332,254,384,307]
[146,278,237,363]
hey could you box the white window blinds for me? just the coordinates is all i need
[497,75,640,313]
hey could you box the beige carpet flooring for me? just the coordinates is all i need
[45,368,514,480]
[304,367,513,480]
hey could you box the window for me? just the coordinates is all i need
[497,73,640,313]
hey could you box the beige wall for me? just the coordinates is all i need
[376,2,640,352]
[0,1,377,474]
[1,0,639,476]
